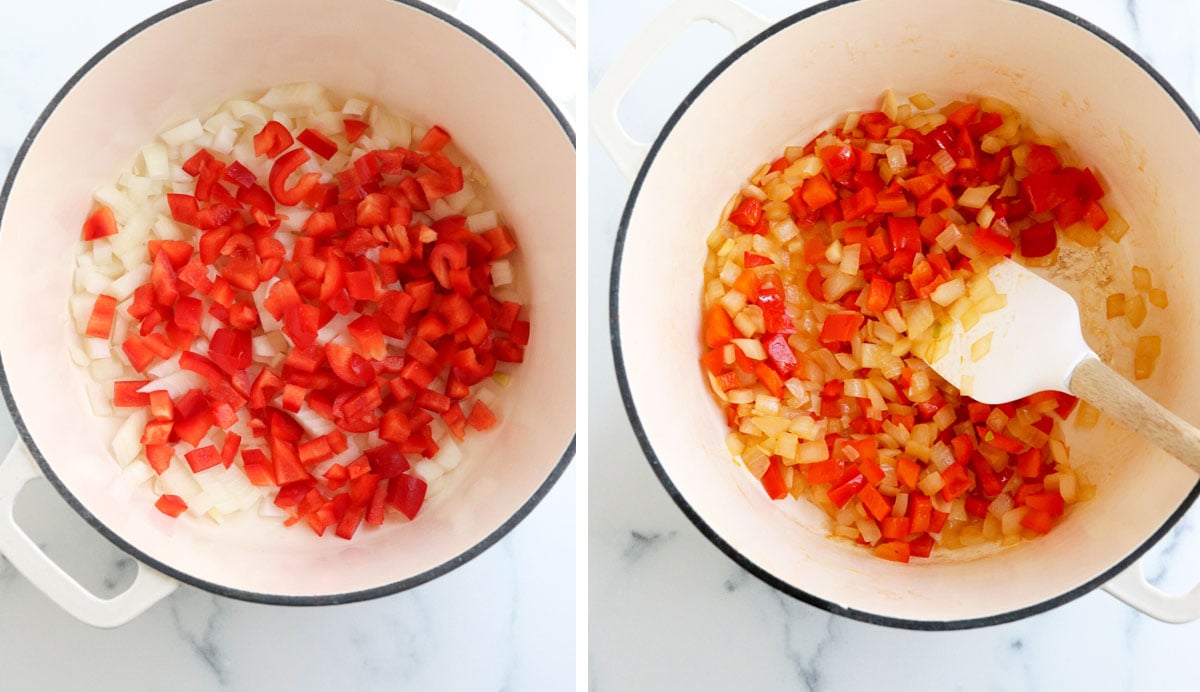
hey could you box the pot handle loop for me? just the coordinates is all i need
[425,0,575,45]
[0,442,178,628]
[1103,557,1200,623]
[591,0,766,180]
[517,0,575,45]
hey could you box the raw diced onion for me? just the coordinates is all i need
[160,118,205,147]
[138,371,206,400]
[482,258,511,289]
[112,409,149,466]
[467,210,499,233]
[141,143,170,180]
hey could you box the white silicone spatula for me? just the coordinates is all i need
[925,258,1200,473]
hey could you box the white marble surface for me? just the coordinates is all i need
[590,1,1200,690]
[0,1,574,690]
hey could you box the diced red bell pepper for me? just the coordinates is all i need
[385,474,428,519]
[857,483,891,521]
[155,494,188,518]
[728,198,762,229]
[1020,508,1055,534]
[1025,144,1062,174]
[297,128,338,160]
[973,227,1016,257]
[801,175,837,210]
[253,120,294,158]
[1020,220,1057,258]
[184,445,222,473]
[343,119,368,142]
[269,149,321,206]
[85,294,118,338]
[466,401,497,431]
[879,516,910,540]
[82,206,118,240]
[909,494,933,534]
[819,311,865,344]
[840,186,877,221]
[416,125,451,153]
[241,448,275,486]
[896,456,920,490]
[758,456,788,500]
[819,145,856,178]
[939,463,972,501]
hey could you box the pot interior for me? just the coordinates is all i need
[0,0,574,599]
[616,0,1200,624]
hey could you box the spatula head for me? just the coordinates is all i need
[925,259,1093,404]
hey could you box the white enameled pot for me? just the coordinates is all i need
[597,0,1200,628]
[0,0,575,627]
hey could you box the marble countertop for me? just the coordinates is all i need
[0,1,574,691]
[589,1,1200,690]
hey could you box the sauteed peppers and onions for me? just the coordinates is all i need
[702,91,1163,562]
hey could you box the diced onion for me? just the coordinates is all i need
[932,149,956,174]
[839,244,861,276]
[112,409,149,467]
[856,518,882,545]
[160,118,205,147]
[918,471,945,496]
[732,338,767,361]
[141,143,170,180]
[957,185,999,209]
[908,92,935,110]
[930,442,955,471]
[467,210,499,233]
[929,278,965,306]
[796,441,829,464]
[491,259,514,287]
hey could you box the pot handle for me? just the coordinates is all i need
[0,442,178,628]
[427,0,576,45]
[517,0,575,45]
[591,0,767,180]
[1103,556,1200,623]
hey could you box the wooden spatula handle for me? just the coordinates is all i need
[1070,357,1200,473]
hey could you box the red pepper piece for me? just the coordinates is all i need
[269,149,321,206]
[253,121,294,158]
[385,474,427,519]
[155,494,188,518]
[343,119,368,142]
[82,206,118,240]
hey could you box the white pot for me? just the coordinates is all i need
[0,0,575,627]
[597,0,1200,627]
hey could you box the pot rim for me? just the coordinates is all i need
[0,0,575,606]
[609,0,1200,630]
